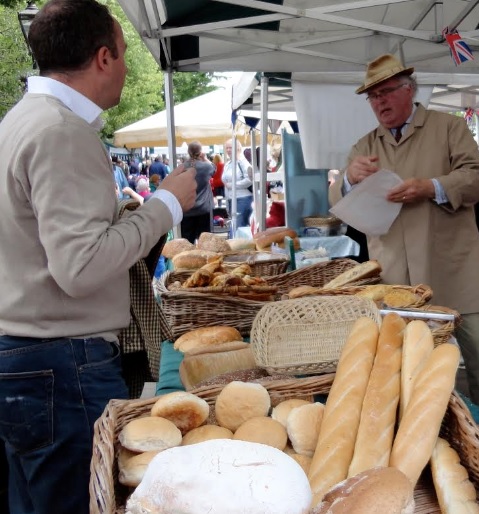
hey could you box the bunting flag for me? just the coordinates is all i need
[442,27,474,66]
[464,108,475,123]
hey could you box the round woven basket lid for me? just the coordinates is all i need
[303,214,342,227]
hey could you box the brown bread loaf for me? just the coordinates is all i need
[348,313,406,477]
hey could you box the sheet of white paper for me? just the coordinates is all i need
[330,169,403,236]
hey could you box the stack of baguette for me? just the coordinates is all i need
[308,314,477,513]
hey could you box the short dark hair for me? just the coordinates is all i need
[28,0,117,75]
[188,141,202,160]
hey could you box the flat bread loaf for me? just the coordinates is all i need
[173,326,243,354]
[322,260,381,290]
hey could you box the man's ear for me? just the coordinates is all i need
[95,46,110,70]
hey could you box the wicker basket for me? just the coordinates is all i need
[155,259,379,339]
[221,250,290,276]
[303,214,342,228]
[250,296,383,375]
[89,374,479,514]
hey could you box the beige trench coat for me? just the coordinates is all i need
[330,104,479,314]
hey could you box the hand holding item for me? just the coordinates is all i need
[387,177,436,203]
[346,155,380,184]
[159,164,198,211]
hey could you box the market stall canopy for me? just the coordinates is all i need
[116,0,479,75]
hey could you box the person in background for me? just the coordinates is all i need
[0,2,197,513]
[112,155,129,199]
[329,53,479,404]
[149,173,160,192]
[181,141,215,243]
[150,155,167,181]
[162,155,171,174]
[136,177,152,201]
[211,153,225,197]
[222,138,253,228]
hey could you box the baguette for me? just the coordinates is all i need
[389,343,460,486]
[322,260,382,290]
[348,312,406,477]
[399,320,434,420]
[308,317,380,508]
[431,437,479,514]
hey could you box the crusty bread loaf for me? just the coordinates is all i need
[197,232,231,253]
[287,285,322,299]
[150,391,209,435]
[215,381,271,432]
[173,326,243,353]
[287,402,324,457]
[322,260,382,290]
[118,448,160,487]
[227,238,257,251]
[399,320,434,420]
[389,343,460,486]
[271,398,312,427]
[312,467,415,514]
[431,437,479,514]
[181,425,233,446]
[119,416,182,452]
[162,238,195,258]
[179,347,257,390]
[308,317,380,508]
[233,416,288,450]
[348,313,406,477]
[253,227,298,250]
[171,249,219,270]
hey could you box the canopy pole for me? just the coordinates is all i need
[476,113,479,145]
[230,134,238,237]
[250,129,259,234]
[259,75,269,232]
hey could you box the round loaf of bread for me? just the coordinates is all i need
[118,448,160,487]
[162,238,195,259]
[215,381,271,432]
[173,326,243,353]
[125,439,312,514]
[312,467,415,514]
[271,398,312,427]
[197,232,231,253]
[172,249,219,270]
[119,416,182,452]
[150,391,209,435]
[182,424,233,446]
[233,416,287,450]
[287,402,324,457]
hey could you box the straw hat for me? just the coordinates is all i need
[356,54,414,94]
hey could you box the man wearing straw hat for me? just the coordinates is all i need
[330,54,479,406]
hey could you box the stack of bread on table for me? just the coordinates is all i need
[116,312,478,513]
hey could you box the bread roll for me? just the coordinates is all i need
[119,416,182,452]
[171,249,219,270]
[215,381,271,432]
[162,238,195,258]
[431,437,479,514]
[271,398,312,427]
[118,448,160,487]
[389,343,460,486]
[399,320,434,420]
[150,391,209,435]
[173,326,243,353]
[181,424,233,446]
[287,402,324,457]
[348,313,405,477]
[308,317,380,509]
[253,227,298,250]
[312,467,415,514]
[125,440,312,514]
[322,260,382,290]
[179,347,257,390]
[233,416,287,450]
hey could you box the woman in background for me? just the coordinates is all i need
[211,153,225,197]
[222,139,253,228]
[181,141,215,243]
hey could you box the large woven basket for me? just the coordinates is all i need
[155,259,379,339]
[250,296,383,375]
[89,374,479,514]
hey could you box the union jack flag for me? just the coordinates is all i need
[442,27,474,66]
[464,107,476,123]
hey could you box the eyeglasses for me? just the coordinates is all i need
[366,83,408,102]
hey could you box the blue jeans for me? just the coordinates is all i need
[228,195,253,227]
[0,336,128,514]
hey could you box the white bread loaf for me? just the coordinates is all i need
[431,437,479,514]
[348,313,406,477]
[399,320,434,419]
[161,238,195,258]
[308,317,380,508]
[150,391,209,435]
[233,416,288,450]
[118,448,160,487]
[125,440,312,514]
[287,402,324,457]
[389,343,460,486]
[272,398,312,427]
[312,467,415,514]
[173,325,243,353]
[181,424,233,446]
[227,238,257,251]
[322,260,382,290]
[119,416,182,452]
[215,381,271,432]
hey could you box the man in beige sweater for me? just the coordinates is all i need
[0,1,196,513]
